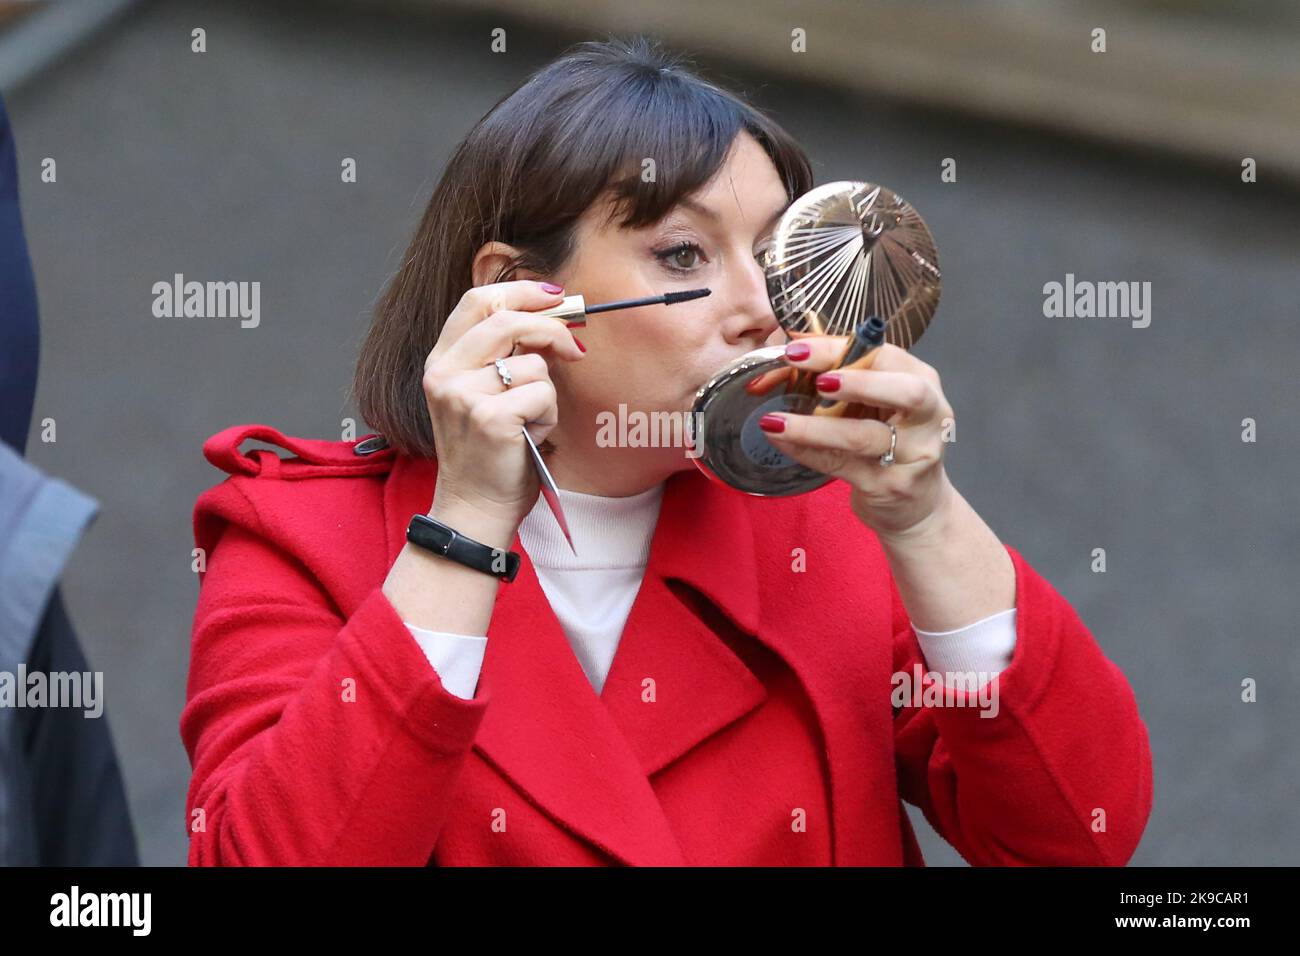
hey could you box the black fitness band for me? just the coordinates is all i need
[406,514,521,583]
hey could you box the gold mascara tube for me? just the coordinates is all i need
[536,288,710,327]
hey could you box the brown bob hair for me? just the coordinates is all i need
[350,34,814,458]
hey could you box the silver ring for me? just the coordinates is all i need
[879,422,897,467]
[494,358,512,389]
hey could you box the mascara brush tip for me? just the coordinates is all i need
[663,288,711,304]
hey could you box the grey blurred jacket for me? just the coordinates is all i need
[0,439,138,864]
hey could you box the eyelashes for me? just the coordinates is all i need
[651,234,773,276]
[653,240,707,275]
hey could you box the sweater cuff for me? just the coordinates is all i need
[404,624,487,701]
[911,608,1017,686]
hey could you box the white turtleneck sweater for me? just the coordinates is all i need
[404,485,1018,701]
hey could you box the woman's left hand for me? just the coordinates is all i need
[757,339,956,539]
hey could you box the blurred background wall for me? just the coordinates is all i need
[2,0,1297,866]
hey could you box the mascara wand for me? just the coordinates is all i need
[538,288,710,326]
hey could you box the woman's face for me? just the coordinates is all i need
[544,132,792,485]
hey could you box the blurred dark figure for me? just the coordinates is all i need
[0,93,138,865]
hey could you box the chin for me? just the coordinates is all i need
[658,448,702,477]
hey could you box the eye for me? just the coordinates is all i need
[653,240,707,274]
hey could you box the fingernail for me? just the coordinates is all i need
[785,342,811,361]
[541,281,564,294]
[816,373,841,393]
[574,337,586,353]
[759,413,785,434]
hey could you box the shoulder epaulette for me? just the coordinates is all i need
[202,423,397,479]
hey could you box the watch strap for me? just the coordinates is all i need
[406,514,520,583]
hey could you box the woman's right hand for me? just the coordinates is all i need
[421,280,585,536]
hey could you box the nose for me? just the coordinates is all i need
[720,253,781,348]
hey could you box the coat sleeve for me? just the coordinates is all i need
[890,543,1153,866]
[180,478,490,866]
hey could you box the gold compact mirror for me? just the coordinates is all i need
[687,180,941,496]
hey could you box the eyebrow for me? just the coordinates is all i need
[677,196,788,233]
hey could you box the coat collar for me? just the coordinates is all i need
[382,453,884,866]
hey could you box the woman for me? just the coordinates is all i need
[181,36,1152,866]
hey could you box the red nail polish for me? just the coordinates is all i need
[541,281,564,294]
[573,337,586,353]
[759,414,785,433]
[785,342,811,361]
[816,373,841,393]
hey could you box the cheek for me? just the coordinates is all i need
[624,315,719,386]
[593,310,702,364]
[564,304,728,405]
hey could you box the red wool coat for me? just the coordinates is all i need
[181,423,1153,866]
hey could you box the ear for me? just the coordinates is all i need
[471,241,542,287]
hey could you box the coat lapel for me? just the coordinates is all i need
[595,469,768,779]
[637,473,897,867]
[382,452,878,865]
